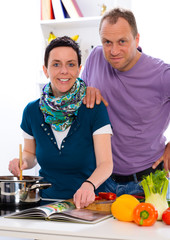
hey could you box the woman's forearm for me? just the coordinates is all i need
[73,134,113,209]
[87,160,113,189]
[22,138,37,169]
[87,134,113,189]
[22,150,37,169]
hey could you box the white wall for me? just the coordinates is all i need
[76,0,131,17]
[131,0,170,63]
[0,0,41,175]
[131,0,170,141]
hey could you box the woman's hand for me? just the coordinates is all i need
[8,158,28,177]
[73,181,95,209]
[8,139,37,176]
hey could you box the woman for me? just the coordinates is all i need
[9,36,113,208]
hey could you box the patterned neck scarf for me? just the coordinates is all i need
[39,78,86,131]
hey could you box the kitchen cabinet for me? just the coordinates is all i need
[40,16,102,66]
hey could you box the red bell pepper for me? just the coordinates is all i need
[131,195,145,202]
[98,192,117,200]
[131,195,145,200]
[95,195,102,201]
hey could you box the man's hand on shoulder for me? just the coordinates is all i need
[152,142,170,174]
[83,86,108,108]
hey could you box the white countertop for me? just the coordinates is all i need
[0,215,170,240]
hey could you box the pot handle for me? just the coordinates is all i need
[29,182,52,190]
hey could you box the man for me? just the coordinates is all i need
[82,8,170,196]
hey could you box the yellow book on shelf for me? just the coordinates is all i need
[41,0,54,20]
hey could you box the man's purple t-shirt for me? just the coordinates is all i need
[81,46,170,175]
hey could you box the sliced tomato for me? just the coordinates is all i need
[98,192,117,200]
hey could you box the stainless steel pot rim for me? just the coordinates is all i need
[0,175,43,182]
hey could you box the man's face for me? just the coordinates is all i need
[100,17,140,72]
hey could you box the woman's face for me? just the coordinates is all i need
[43,46,80,97]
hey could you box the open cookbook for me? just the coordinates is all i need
[6,201,112,224]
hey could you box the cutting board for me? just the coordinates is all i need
[84,200,113,212]
[67,199,113,213]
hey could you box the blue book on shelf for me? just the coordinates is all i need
[60,1,70,18]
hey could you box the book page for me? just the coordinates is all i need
[6,201,75,219]
[7,208,47,219]
[39,201,75,215]
[49,208,112,223]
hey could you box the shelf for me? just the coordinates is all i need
[40,16,102,44]
[40,16,102,65]
[40,16,102,29]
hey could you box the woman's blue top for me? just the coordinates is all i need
[21,99,111,199]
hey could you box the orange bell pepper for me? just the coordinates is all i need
[133,203,158,226]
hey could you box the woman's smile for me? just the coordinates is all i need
[59,78,70,82]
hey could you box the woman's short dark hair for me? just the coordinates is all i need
[99,8,138,38]
[44,36,81,67]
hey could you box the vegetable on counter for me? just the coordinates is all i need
[133,202,158,226]
[98,192,117,200]
[131,195,145,201]
[95,195,103,201]
[111,194,140,222]
[140,169,169,220]
[162,208,170,225]
[95,192,144,201]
